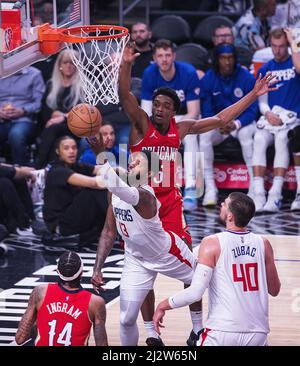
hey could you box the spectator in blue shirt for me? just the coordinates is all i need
[0,67,45,165]
[200,43,258,206]
[252,28,300,212]
[141,39,201,211]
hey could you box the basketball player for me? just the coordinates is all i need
[153,192,281,346]
[90,147,197,346]
[119,44,278,346]
[15,251,108,346]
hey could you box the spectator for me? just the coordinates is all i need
[141,39,201,211]
[252,28,300,212]
[0,67,45,165]
[43,136,108,244]
[200,43,257,206]
[270,0,300,29]
[130,22,154,78]
[34,49,85,169]
[0,163,36,235]
[79,123,128,166]
[288,125,300,210]
[234,0,277,52]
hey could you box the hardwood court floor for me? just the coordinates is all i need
[93,234,300,346]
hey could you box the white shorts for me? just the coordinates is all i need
[120,231,197,293]
[197,328,268,346]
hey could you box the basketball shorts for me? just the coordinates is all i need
[155,187,192,245]
[120,231,197,294]
[197,328,268,346]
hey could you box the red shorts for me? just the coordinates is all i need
[155,187,192,245]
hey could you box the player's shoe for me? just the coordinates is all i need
[202,189,218,207]
[186,330,201,346]
[145,337,165,346]
[253,192,266,212]
[291,193,300,211]
[263,193,282,212]
[183,187,197,211]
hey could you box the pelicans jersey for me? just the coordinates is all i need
[36,283,92,346]
[130,117,191,244]
[199,230,269,346]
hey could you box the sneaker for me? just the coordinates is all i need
[0,224,8,242]
[202,189,218,207]
[145,337,165,346]
[183,188,197,211]
[263,193,282,212]
[16,226,35,236]
[247,185,256,200]
[186,330,201,346]
[253,192,266,212]
[291,193,300,211]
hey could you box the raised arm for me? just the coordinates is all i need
[285,28,300,74]
[178,73,277,139]
[119,44,149,135]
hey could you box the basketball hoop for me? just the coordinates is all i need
[38,24,130,106]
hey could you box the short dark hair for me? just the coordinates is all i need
[228,192,255,227]
[153,39,175,53]
[55,135,76,151]
[57,251,82,288]
[152,87,181,114]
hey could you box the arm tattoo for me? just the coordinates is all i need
[15,286,41,344]
[93,301,108,346]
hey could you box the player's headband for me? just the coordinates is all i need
[216,44,235,55]
[57,257,83,281]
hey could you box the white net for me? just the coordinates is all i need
[64,26,129,106]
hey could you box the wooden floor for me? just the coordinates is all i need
[91,235,300,346]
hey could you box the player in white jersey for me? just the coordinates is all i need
[153,192,281,346]
[89,140,197,346]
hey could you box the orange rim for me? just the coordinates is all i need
[60,25,128,43]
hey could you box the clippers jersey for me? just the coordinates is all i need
[112,185,173,259]
[36,283,92,346]
[130,117,180,193]
[206,230,269,333]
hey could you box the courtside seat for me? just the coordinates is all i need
[175,42,209,72]
[193,15,234,49]
[151,15,192,45]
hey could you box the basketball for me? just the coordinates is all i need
[67,103,102,138]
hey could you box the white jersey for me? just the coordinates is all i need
[112,185,171,260]
[205,230,269,333]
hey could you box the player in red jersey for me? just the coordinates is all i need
[118,44,277,346]
[15,251,108,346]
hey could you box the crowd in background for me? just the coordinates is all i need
[1,0,300,246]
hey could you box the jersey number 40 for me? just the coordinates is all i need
[232,263,259,292]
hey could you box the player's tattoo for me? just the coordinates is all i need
[93,300,108,346]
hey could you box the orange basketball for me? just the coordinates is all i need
[67,103,102,138]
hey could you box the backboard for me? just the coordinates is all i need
[0,0,90,78]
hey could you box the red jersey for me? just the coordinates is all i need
[130,117,180,193]
[130,118,191,244]
[36,283,92,346]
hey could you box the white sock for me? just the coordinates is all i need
[190,310,203,334]
[253,176,264,194]
[269,176,284,195]
[144,321,159,339]
[295,166,300,194]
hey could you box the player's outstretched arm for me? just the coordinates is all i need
[92,201,117,293]
[119,43,148,134]
[178,73,278,138]
[15,285,44,345]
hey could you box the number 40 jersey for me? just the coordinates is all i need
[205,230,270,334]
